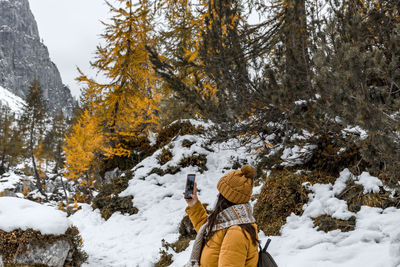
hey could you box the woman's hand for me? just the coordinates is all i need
[184,182,199,207]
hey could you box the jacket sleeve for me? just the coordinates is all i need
[185,201,208,232]
[218,226,248,266]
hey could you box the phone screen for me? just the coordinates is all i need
[185,174,196,199]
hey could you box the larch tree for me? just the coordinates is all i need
[149,0,255,128]
[76,0,161,159]
[64,109,104,182]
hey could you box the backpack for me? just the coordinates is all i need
[258,239,278,267]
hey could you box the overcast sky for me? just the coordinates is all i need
[28,0,111,98]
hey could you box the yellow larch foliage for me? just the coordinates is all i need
[156,0,219,104]
[76,0,162,158]
[63,110,104,181]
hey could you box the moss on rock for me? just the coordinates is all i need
[0,226,87,266]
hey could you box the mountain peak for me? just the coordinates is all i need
[0,0,75,114]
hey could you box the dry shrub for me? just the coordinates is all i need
[303,134,362,176]
[157,148,173,166]
[182,139,195,148]
[254,170,335,236]
[156,122,203,148]
[255,149,284,177]
[337,179,400,213]
[155,243,174,267]
[92,171,138,220]
[179,215,197,238]
[149,154,208,177]
[313,215,356,232]
[179,154,208,173]
[0,226,87,266]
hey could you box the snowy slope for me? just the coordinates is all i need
[70,134,259,266]
[68,129,400,267]
[0,85,25,112]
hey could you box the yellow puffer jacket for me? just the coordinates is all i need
[185,201,259,267]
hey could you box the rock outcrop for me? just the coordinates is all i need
[13,240,71,267]
[0,0,75,114]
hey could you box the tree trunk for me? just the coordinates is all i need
[31,152,47,200]
[57,171,68,204]
[29,122,47,200]
[284,0,312,99]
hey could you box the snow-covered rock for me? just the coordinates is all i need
[0,197,71,235]
[13,240,70,267]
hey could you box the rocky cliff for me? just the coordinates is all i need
[0,0,75,114]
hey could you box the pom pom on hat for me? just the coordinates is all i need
[217,164,256,204]
[241,165,255,179]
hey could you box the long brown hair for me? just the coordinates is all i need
[205,194,258,246]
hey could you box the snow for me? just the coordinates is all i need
[70,133,258,266]
[281,144,317,166]
[0,197,71,235]
[0,171,23,193]
[66,128,400,267]
[260,169,400,267]
[343,125,368,140]
[0,86,25,113]
[2,121,398,266]
[356,172,383,194]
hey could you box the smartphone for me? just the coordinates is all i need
[184,174,196,199]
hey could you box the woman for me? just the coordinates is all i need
[184,165,259,267]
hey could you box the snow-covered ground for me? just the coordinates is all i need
[70,134,259,266]
[0,86,25,112]
[1,127,400,266]
[67,132,400,267]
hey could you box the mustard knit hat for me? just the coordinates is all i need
[217,165,256,204]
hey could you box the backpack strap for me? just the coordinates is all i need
[262,238,272,252]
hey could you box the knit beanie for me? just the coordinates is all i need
[217,165,256,204]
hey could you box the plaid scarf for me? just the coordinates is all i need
[184,203,255,267]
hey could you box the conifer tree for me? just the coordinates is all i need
[52,110,68,172]
[0,106,14,174]
[0,107,25,172]
[313,0,400,181]
[19,79,48,198]
[149,0,256,127]
[76,0,161,158]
